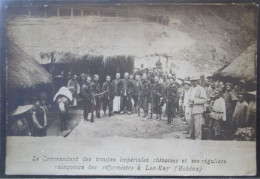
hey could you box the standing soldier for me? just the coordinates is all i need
[140,73,151,118]
[102,75,114,117]
[150,76,164,120]
[222,83,238,132]
[67,75,79,107]
[81,76,94,122]
[166,78,178,124]
[91,74,101,118]
[111,73,122,114]
[182,81,191,134]
[120,72,134,115]
[188,76,207,140]
[129,74,135,113]
[134,74,142,115]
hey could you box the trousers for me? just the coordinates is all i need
[190,113,205,140]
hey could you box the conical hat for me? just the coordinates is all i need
[9,105,34,116]
[183,81,191,85]
[247,91,256,96]
[53,87,73,102]
[189,76,200,81]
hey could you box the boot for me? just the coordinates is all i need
[97,110,100,118]
[91,113,94,123]
[159,114,161,120]
[167,117,171,124]
[156,114,158,120]
[104,111,107,116]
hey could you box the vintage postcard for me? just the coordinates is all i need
[3,2,258,176]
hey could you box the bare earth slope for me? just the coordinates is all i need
[7,5,257,75]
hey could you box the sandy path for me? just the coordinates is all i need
[68,109,189,139]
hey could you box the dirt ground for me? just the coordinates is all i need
[46,106,190,139]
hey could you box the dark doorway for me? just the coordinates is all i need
[43,55,134,84]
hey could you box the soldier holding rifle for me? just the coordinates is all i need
[102,75,114,117]
[91,74,101,118]
[139,73,151,118]
[165,78,178,124]
[150,76,164,120]
[81,76,94,122]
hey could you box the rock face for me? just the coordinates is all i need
[7,5,257,76]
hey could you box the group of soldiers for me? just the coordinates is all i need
[79,71,184,124]
[77,71,255,140]
[8,67,255,140]
[58,65,255,140]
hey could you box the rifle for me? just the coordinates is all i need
[90,93,95,123]
[137,95,140,117]
[166,85,170,124]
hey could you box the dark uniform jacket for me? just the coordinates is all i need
[102,81,113,98]
[91,81,101,95]
[140,79,151,97]
[134,80,142,97]
[111,79,122,96]
[81,82,92,101]
[151,83,164,99]
[165,83,178,103]
[119,79,134,97]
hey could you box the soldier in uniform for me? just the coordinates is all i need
[102,75,114,117]
[150,76,164,120]
[129,74,135,113]
[81,76,93,122]
[111,73,122,114]
[91,74,101,118]
[165,78,178,124]
[120,72,134,115]
[112,73,122,96]
[133,74,142,115]
[139,73,151,118]
[222,83,238,132]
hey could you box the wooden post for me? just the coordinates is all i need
[81,9,83,16]
[57,8,59,17]
[71,8,73,17]
[29,8,31,17]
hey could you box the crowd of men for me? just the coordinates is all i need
[63,69,255,140]
[8,66,256,140]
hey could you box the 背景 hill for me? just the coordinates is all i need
[7,5,257,76]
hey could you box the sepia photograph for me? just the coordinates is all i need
[3,2,258,176]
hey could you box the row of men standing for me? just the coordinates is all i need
[80,72,182,123]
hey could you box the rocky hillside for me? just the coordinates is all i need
[7,4,258,76]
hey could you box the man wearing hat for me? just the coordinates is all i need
[8,105,33,136]
[165,78,178,124]
[188,76,207,140]
[222,82,238,132]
